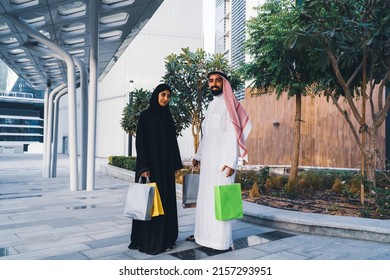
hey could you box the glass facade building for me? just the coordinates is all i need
[215,0,227,55]
[214,0,247,100]
[0,60,44,153]
[231,0,246,100]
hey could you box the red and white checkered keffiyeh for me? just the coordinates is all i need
[221,77,252,162]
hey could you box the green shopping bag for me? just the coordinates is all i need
[214,183,243,221]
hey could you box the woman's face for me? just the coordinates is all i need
[158,89,171,107]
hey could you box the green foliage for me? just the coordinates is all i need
[236,167,272,193]
[236,169,260,190]
[257,166,270,192]
[120,88,151,137]
[371,186,390,217]
[242,0,316,97]
[108,156,136,171]
[371,169,390,216]
[294,0,390,96]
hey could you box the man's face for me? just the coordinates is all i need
[208,74,223,92]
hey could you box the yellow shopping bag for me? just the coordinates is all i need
[149,182,164,217]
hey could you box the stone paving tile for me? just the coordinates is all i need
[0,224,54,237]
[82,243,134,259]
[13,235,94,253]
[49,227,115,239]
[0,234,21,244]
[86,229,131,241]
[256,250,309,260]
[204,247,270,260]
[366,252,390,260]
[43,252,91,260]
[97,253,136,260]
[0,243,92,260]
[252,241,296,254]
[5,234,58,247]
[84,235,129,249]
[309,241,390,260]
[232,227,272,240]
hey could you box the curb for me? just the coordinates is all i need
[243,201,390,243]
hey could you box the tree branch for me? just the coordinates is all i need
[375,67,390,126]
[327,89,363,150]
[325,43,364,125]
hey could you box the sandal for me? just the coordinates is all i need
[164,246,173,252]
[185,235,195,242]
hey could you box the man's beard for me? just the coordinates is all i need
[211,88,223,96]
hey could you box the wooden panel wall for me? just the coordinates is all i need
[241,89,386,169]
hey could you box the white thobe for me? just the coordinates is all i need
[193,93,238,250]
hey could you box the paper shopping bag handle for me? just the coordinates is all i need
[138,176,150,184]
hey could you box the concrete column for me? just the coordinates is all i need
[87,0,99,191]
[73,58,89,190]
[46,84,67,178]
[51,87,68,178]
[42,86,50,178]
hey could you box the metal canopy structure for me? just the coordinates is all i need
[0,0,163,90]
[0,0,163,191]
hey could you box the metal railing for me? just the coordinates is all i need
[0,90,34,99]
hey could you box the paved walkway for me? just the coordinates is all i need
[0,153,390,260]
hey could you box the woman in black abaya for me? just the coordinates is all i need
[128,83,182,255]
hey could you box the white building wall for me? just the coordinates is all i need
[57,0,203,160]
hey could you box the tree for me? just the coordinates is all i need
[294,0,390,191]
[241,0,317,187]
[121,88,150,137]
[163,47,242,153]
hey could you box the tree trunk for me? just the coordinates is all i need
[287,92,302,191]
[364,127,378,189]
[191,115,201,154]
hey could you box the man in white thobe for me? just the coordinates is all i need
[190,70,252,250]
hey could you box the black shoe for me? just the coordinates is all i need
[185,235,195,242]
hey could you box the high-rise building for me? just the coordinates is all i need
[214,0,266,100]
[0,60,44,153]
[0,60,9,91]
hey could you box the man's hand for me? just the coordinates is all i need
[222,165,235,177]
[192,158,199,167]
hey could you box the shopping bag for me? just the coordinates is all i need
[123,178,155,221]
[182,173,199,208]
[149,182,164,217]
[214,183,243,221]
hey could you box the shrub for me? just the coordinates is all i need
[108,156,136,171]
[236,168,259,190]
[331,178,343,193]
[371,186,390,217]
[175,164,199,184]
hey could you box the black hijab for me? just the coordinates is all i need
[148,83,176,132]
